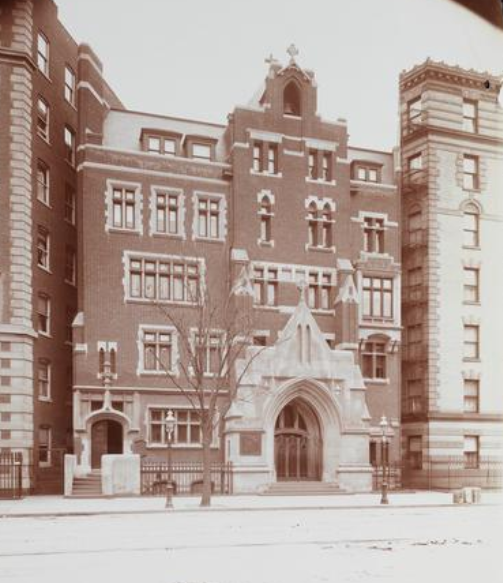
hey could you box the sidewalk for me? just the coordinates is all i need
[1,490,502,518]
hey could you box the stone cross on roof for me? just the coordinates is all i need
[287,43,299,64]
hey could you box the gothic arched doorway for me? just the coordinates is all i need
[91,419,123,468]
[274,398,322,480]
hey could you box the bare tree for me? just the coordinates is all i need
[150,280,263,507]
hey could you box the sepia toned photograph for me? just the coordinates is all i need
[0,0,502,581]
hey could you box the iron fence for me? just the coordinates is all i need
[373,457,503,491]
[141,461,233,496]
[0,452,23,499]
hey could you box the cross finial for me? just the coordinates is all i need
[265,53,275,65]
[287,43,299,64]
[297,277,307,304]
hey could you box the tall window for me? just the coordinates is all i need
[464,435,479,469]
[64,185,76,224]
[463,100,477,133]
[463,205,480,247]
[197,197,220,239]
[362,341,387,379]
[463,325,480,360]
[37,294,50,335]
[38,359,51,400]
[320,205,333,248]
[253,267,278,307]
[259,196,273,242]
[253,143,262,172]
[464,379,479,413]
[267,144,278,174]
[362,277,393,319]
[129,257,200,303]
[142,330,174,373]
[308,151,317,179]
[408,436,422,469]
[463,267,479,303]
[37,227,50,270]
[363,217,385,253]
[65,307,74,344]
[307,272,333,310]
[321,153,331,181]
[37,161,50,204]
[64,126,76,166]
[149,409,201,445]
[64,246,76,285]
[38,426,51,466]
[37,33,49,76]
[64,65,76,105]
[463,155,479,190]
[37,97,49,140]
[406,379,423,413]
[112,187,136,230]
[408,207,423,245]
[408,97,422,124]
[307,202,318,246]
[194,332,222,375]
[155,193,180,235]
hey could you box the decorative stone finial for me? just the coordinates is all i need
[265,53,275,65]
[287,43,299,64]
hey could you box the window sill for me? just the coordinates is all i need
[64,99,78,112]
[258,239,275,248]
[462,358,481,363]
[305,177,336,186]
[463,300,480,306]
[126,297,198,307]
[37,199,52,209]
[37,133,51,145]
[152,232,185,240]
[311,309,336,316]
[64,219,76,228]
[363,378,390,385]
[146,443,218,450]
[138,370,178,377]
[462,245,481,251]
[462,188,481,194]
[37,69,52,83]
[254,304,280,312]
[38,397,52,403]
[64,159,76,170]
[194,236,225,244]
[250,169,283,179]
[362,317,395,324]
[64,280,77,287]
[38,331,52,339]
[107,227,142,236]
[306,244,336,254]
[37,265,52,274]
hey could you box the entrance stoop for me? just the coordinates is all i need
[69,470,104,498]
[261,481,346,496]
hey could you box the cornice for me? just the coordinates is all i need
[0,47,36,72]
[401,123,503,148]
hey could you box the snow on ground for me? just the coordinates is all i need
[0,504,501,583]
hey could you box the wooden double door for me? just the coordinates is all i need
[91,420,123,469]
[274,398,322,481]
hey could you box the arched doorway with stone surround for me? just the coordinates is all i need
[81,410,131,470]
[274,397,322,480]
[264,378,343,484]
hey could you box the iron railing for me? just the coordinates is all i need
[373,457,503,491]
[0,452,23,499]
[141,461,233,496]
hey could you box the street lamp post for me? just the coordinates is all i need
[165,409,176,509]
[379,415,389,505]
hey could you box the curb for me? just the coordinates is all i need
[1,501,499,519]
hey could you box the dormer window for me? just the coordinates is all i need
[146,135,177,156]
[283,81,301,116]
[192,143,212,161]
[354,164,380,182]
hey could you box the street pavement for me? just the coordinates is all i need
[0,494,502,582]
[1,489,502,517]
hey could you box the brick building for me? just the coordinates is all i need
[0,0,501,495]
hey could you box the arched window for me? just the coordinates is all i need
[259,195,273,243]
[98,348,105,374]
[109,348,117,375]
[283,81,301,116]
[321,204,332,248]
[463,203,480,248]
[308,202,318,246]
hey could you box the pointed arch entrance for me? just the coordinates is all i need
[91,419,123,468]
[274,397,322,480]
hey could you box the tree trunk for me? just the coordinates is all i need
[200,434,212,507]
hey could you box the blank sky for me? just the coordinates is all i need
[55,0,503,151]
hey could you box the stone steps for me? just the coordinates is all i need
[70,471,102,497]
[261,481,346,496]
